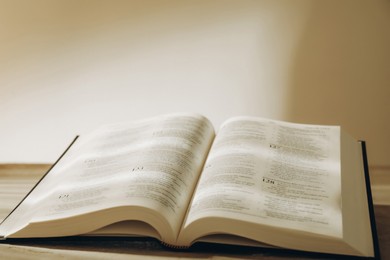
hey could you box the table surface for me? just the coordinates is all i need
[0,164,389,260]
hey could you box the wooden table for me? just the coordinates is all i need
[0,164,389,259]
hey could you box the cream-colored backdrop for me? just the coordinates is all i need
[1,1,389,174]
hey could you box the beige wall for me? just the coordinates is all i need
[1,1,389,173]
[285,1,390,175]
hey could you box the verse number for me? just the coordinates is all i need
[131,166,144,172]
[262,177,275,184]
[58,194,70,200]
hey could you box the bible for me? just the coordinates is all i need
[0,113,379,258]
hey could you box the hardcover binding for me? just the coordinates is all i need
[360,141,381,260]
[0,136,79,228]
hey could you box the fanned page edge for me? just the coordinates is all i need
[0,136,79,238]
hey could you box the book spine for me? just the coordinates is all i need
[160,241,189,250]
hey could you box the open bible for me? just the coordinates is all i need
[0,113,379,258]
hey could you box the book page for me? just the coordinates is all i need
[0,113,215,240]
[183,117,342,239]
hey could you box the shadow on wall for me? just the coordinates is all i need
[285,0,390,167]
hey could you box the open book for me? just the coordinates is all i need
[0,113,379,258]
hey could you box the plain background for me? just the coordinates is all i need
[1,0,389,175]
